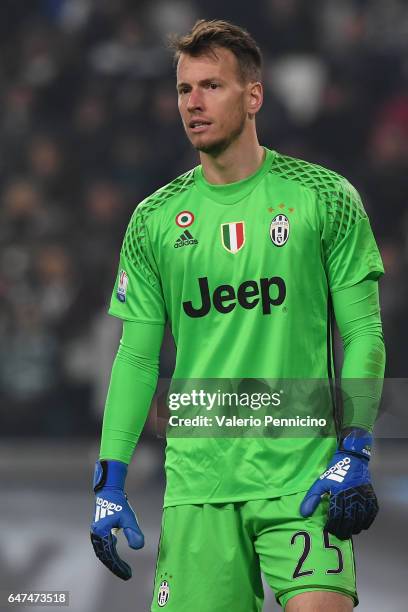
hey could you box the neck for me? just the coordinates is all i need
[199,129,264,185]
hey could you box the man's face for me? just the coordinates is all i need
[177,48,249,155]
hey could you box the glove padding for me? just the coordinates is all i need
[90,460,144,580]
[300,428,379,540]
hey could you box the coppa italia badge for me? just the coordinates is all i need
[117,270,128,302]
[176,211,194,227]
[221,221,245,254]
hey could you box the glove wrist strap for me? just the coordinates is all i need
[339,427,372,460]
[93,459,128,492]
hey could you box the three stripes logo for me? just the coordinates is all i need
[174,229,198,248]
[320,457,351,483]
[94,497,123,522]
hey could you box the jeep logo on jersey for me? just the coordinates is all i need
[270,214,290,247]
[221,222,245,253]
[158,580,170,607]
[183,276,286,318]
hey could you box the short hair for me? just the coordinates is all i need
[169,19,262,83]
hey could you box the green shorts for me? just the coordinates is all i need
[151,492,358,611]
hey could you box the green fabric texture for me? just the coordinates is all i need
[105,148,385,506]
[333,278,385,432]
[151,493,357,611]
[99,320,164,463]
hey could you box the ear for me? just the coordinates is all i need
[247,82,263,117]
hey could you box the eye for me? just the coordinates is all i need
[209,83,218,90]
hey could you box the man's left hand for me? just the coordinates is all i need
[300,428,379,540]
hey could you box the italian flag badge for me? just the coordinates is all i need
[221,221,246,254]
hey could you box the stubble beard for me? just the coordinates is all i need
[191,110,247,157]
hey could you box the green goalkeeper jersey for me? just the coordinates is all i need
[108,148,384,506]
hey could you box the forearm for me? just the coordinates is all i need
[340,332,385,432]
[99,320,164,463]
[99,354,158,463]
[332,278,386,432]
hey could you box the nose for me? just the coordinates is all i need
[186,89,203,112]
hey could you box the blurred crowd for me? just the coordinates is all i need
[0,0,407,437]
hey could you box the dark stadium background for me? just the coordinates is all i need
[0,1,407,611]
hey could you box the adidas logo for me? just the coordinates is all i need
[174,229,198,248]
[94,497,122,522]
[320,457,351,483]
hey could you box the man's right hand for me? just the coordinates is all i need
[90,459,144,580]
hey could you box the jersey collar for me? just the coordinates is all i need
[194,147,276,205]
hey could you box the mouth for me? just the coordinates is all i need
[189,119,212,133]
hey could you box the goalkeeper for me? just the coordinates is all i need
[90,19,385,612]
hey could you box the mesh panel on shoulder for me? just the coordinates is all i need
[121,170,195,287]
[270,154,366,259]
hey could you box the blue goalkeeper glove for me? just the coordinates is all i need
[300,428,379,540]
[90,459,144,580]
